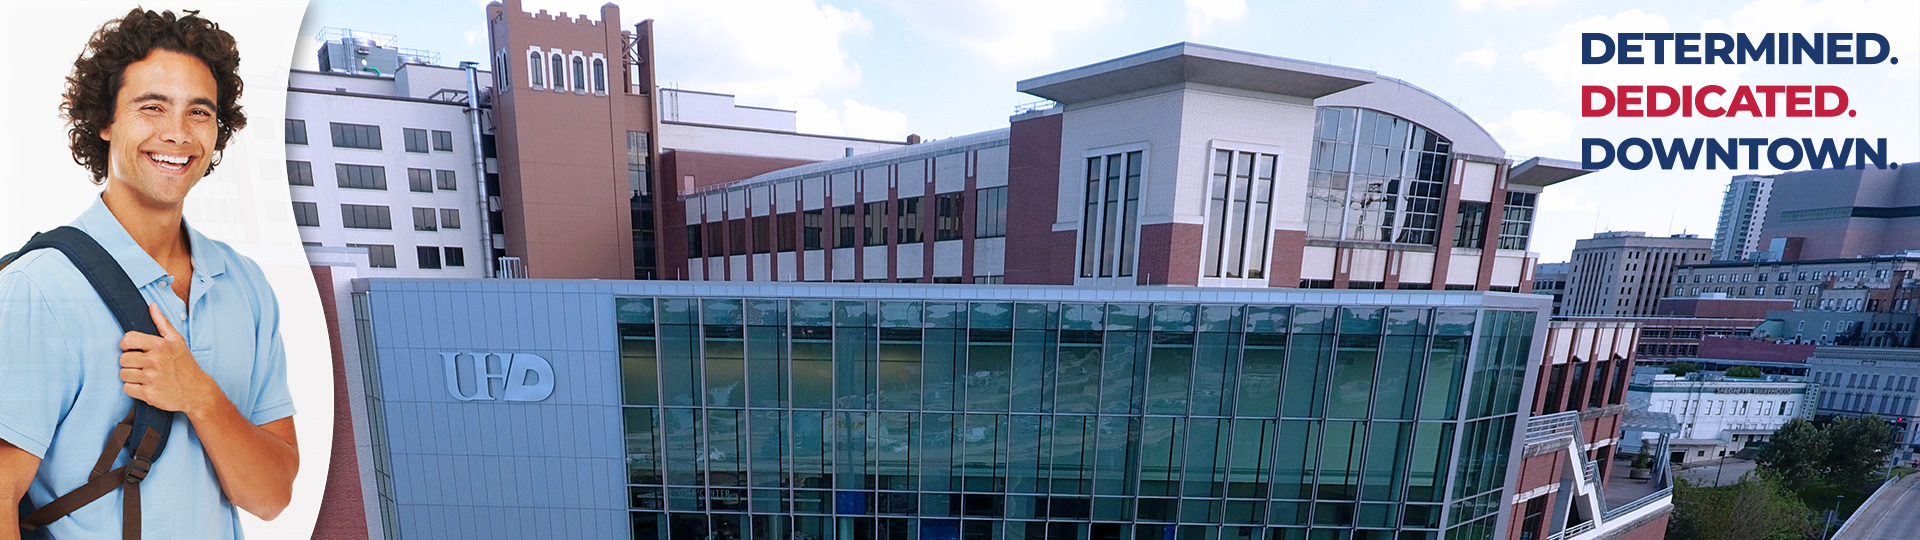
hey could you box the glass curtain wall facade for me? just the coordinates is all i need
[1305,108,1452,245]
[616,298,1535,540]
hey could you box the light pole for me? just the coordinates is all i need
[1820,494,1845,539]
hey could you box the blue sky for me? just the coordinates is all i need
[298,0,1919,262]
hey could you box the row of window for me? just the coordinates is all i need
[1668,398,1792,417]
[299,202,460,232]
[338,243,466,270]
[1540,357,1629,415]
[288,161,460,192]
[1635,344,1699,357]
[287,119,455,153]
[690,189,1006,259]
[1818,371,1920,392]
[525,47,608,95]
[1684,268,1892,283]
[1822,391,1916,416]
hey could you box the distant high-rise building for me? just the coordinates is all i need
[1757,164,1920,261]
[1712,174,1772,262]
[1531,262,1568,315]
[1563,232,1712,316]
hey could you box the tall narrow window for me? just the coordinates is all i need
[592,57,607,94]
[528,50,544,89]
[550,53,566,92]
[1203,150,1278,279]
[1077,151,1141,278]
[897,196,921,244]
[688,224,704,258]
[804,209,824,250]
[1454,202,1490,249]
[975,187,1007,239]
[1499,191,1537,250]
[836,205,857,248]
[935,192,964,241]
[571,56,586,92]
[864,201,888,246]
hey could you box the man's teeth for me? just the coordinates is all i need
[151,154,189,165]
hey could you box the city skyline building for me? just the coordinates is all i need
[1711,175,1772,263]
[1755,164,1920,262]
[1561,232,1712,317]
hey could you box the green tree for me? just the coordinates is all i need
[1666,361,1700,376]
[1756,418,1827,489]
[1823,415,1896,486]
[1668,472,1820,540]
[1726,365,1764,378]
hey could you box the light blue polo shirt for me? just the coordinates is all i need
[0,196,295,539]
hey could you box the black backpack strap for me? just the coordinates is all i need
[7,226,174,540]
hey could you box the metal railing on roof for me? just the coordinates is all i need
[1603,486,1674,521]
[1013,99,1057,115]
[1525,411,1580,446]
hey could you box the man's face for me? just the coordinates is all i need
[100,48,219,210]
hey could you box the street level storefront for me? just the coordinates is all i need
[351,280,1548,540]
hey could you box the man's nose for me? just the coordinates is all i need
[158,112,195,145]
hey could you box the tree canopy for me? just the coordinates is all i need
[1668,472,1819,540]
[1726,365,1765,378]
[1666,361,1700,376]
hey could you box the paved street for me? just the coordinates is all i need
[1836,473,1920,540]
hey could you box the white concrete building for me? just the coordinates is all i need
[1713,174,1773,263]
[1809,346,1920,452]
[286,58,496,278]
[1631,373,1815,464]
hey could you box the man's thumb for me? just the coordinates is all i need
[147,303,180,339]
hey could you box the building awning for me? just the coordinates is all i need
[1508,157,1593,188]
[1018,42,1376,104]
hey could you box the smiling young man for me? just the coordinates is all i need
[0,9,296,540]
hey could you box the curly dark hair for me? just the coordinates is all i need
[62,7,246,183]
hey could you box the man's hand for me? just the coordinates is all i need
[117,303,299,519]
[119,303,218,414]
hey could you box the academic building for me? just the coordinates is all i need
[339,280,1547,540]
[298,2,1683,540]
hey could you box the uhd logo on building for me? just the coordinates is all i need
[441,352,555,402]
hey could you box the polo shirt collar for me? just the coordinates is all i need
[70,196,224,288]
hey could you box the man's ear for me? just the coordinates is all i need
[100,124,113,142]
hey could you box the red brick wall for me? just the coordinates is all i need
[1002,113,1075,285]
[1136,223,1204,285]
[489,0,654,279]
[310,266,368,540]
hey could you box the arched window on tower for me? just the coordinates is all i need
[550,53,566,92]
[527,50,543,89]
[572,56,586,92]
[592,57,607,94]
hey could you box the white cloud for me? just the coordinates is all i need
[789,98,910,141]
[1484,108,1575,155]
[464,30,483,46]
[881,0,1120,65]
[1185,0,1247,35]
[1520,9,1751,95]
[1455,44,1497,68]
[1457,0,1560,11]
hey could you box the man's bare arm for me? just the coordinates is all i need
[1,438,42,540]
[119,304,297,519]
